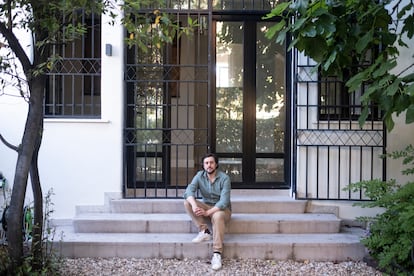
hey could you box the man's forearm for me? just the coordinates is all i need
[186,196,197,208]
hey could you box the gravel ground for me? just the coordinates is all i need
[58,258,383,275]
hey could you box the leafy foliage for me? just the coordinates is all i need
[387,144,414,176]
[0,189,61,275]
[265,0,414,131]
[121,0,198,53]
[1,0,195,88]
[346,145,414,275]
[1,0,109,76]
[266,2,414,270]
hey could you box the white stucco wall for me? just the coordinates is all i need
[0,86,29,203]
[0,24,32,207]
[41,13,125,219]
[386,0,414,184]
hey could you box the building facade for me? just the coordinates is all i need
[1,0,414,220]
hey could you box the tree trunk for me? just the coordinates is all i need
[7,76,45,268]
[29,118,43,271]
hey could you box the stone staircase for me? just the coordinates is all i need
[53,191,366,261]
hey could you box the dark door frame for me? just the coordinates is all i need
[211,14,292,189]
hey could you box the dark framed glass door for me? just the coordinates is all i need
[213,18,289,188]
[124,12,211,197]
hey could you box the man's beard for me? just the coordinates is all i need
[206,167,216,174]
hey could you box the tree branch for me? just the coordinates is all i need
[0,22,32,74]
[0,133,19,152]
[397,62,414,78]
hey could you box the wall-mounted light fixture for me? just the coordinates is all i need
[105,44,112,56]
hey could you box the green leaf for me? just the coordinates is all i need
[311,7,329,17]
[358,106,369,127]
[401,73,414,83]
[263,1,291,18]
[289,37,301,51]
[303,25,317,37]
[379,75,394,88]
[276,27,290,45]
[322,49,337,72]
[346,71,368,92]
[384,113,395,131]
[359,85,377,104]
[290,0,309,13]
[301,37,327,62]
[316,13,336,34]
[397,3,412,19]
[356,29,373,54]
[406,105,414,124]
[381,32,397,47]
[406,84,414,96]
[292,17,307,32]
[265,20,286,40]
[372,60,396,78]
[402,15,414,38]
[386,78,401,96]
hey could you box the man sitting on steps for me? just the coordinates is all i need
[183,153,232,271]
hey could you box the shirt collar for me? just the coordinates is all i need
[202,170,220,179]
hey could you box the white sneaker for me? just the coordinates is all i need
[191,231,211,243]
[211,253,222,270]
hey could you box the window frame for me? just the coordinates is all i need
[44,10,102,119]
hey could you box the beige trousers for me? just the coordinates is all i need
[184,199,232,254]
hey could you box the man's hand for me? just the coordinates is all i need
[194,206,207,216]
[194,206,220,217]
[187,196,220,217]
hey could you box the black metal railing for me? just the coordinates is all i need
[293,53,386,201]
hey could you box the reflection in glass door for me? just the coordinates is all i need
[215,19,288,188]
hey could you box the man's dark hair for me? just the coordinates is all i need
[201,153,219,168]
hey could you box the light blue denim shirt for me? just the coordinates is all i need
[184,170,231,210]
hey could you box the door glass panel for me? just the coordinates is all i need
[216,22,244,153]
[214,20,287,188]
[220,158,242,182]
[256,22,285,153]
[135,86,164,152]
[256,158,284,182]
[136,157,162,181]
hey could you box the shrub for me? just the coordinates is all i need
[346,145,414,275]
[0,188,62,275]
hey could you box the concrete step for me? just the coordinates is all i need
[123,188,292,200]
[54,224,365,261]
[73,213,340,234]
[61,194,365,262]
[106,197,307,214]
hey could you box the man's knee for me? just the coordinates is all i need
[213,209,231,223]
[212,210,226,221]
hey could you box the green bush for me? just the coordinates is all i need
[346,145,414,275]
[0,189,62,275]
